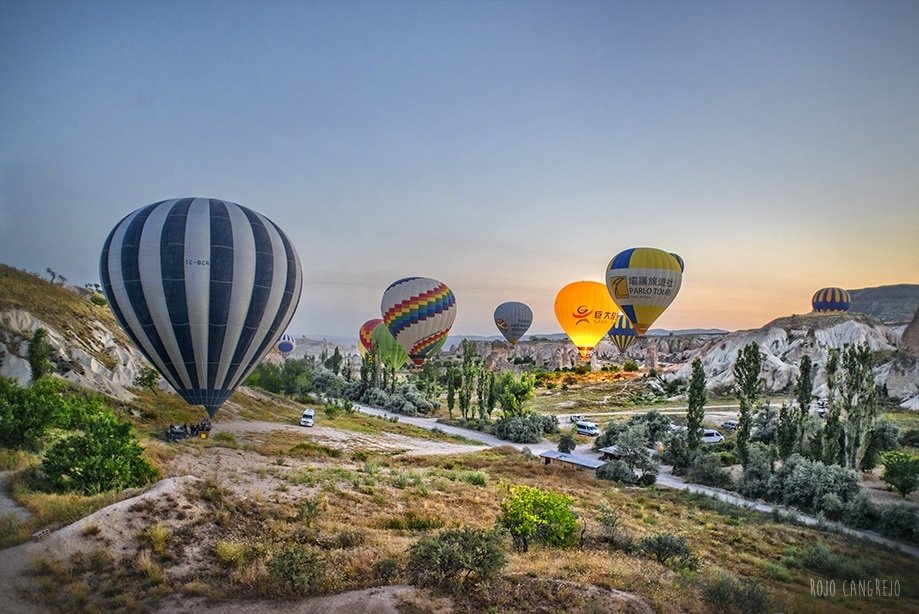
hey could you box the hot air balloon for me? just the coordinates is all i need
[100,198,302,418]
[381,277,456,366]
[370,322,410,371]
[605,248,683,335]
[276,333,296,358]
[812,287,850,313]
[554,281,619,361]
[494,302,533,346]
[608,314,637,354]
[358,318,383,357]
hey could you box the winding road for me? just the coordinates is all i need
[352,403,919,559]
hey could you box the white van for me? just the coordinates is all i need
[299,409,315,427]
[701,429,724,444]
[575,421,599,436]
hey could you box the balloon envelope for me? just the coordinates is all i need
[371,322,410,371]
[494,301,533,346]
[358,318,383,357]
[812,287,850,313]
[276,333,296,357]
[100,198,302,417]
[605,247,682,335]
[554,281,619,361]
[607,314,637,354]
[381,277,456,366]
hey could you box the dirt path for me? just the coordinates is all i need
[0,471,30,521]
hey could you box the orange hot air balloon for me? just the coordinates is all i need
[554,281,619,361]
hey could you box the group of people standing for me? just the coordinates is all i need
[164,419,212,442]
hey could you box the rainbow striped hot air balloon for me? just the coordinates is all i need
[276,333,296,357]
[608,314,638,354]
[605,247,683,335]
[812,287,850,313]
[358,318,383,357]
[381,277,456,366]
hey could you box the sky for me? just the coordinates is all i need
[1,0,917,339]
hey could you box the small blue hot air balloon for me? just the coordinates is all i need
[607,314,638,354]
[276,333,296,358]
[100,198,302,418]
[494,301,533,346]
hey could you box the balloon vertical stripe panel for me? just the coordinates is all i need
[101,198,302,417]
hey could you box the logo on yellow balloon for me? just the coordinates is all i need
[609,276,629,300]
[573,304,591,325]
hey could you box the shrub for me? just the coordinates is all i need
[594,420,628,451]
[42,411,158,494]
[765,454,859,514]
[817,493,844,520]
[686,454,732,488]
[558,434,577,454]
[214,539,248,570]
[623,360,639,372]
[499,485,578,551]
[900,429,919,448]
[372,557,400,583]
[842,492,879,529]
[385,511,444,531]
[639,533,697,570]
[268,545,323,595]
[493,414,556,443]
[637,467,658,487]
[597,460,637,485]
[596,503,621,542]
[861,419,901,470]
[700,571,771,614]
[362,387,391,407]
[785,542,878,578]
[877,504,919,542]
[661,433,692,472]
[139,523,172,556]
[406,527,507,591]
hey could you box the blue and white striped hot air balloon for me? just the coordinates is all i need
[276,333,296,358]
[100,198,302,418]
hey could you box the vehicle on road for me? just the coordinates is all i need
[299,409,315,427]
[575,420,600,436]
[722,420,738,430]
[569,414,584,423]
[701,429,724,444]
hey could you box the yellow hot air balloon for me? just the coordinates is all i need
[605,247,683,335]
[554,281,619,361]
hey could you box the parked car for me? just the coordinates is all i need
[701,429,724,444]
[722,420,738,431]
[575,420,599,436]
[669,423,688,434]
[569,414,584,423]
[299,409,315,427]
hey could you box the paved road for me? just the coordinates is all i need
[353,403,919,559]
[0,471,29,521]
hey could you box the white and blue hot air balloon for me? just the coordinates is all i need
[100,198,302,418]
[276,333,296,357]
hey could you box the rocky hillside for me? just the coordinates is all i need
[849,284,919,324]
[0,265,153,401]
[888,308,919,409]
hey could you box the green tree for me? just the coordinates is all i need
[498,485,578,552]
[133,366,160,394]
[496,371,535,418]
[485,371,498,419]
[733,342,764,467]
[476,367,488,421]
[686,358,706,451]
[880,451,919,499]
[776,402,797,460]
[446,367,458,419]
[458,340,477,420]
[0,376,73,449]
[794,355,814,453]
[42,411,158,494]
[837,343,879,470]
[324,347,343,376]
[27,328,55,381]
[558,433,576,454]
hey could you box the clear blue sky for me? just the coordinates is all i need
[2,0,917,337]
